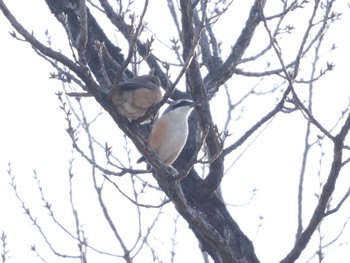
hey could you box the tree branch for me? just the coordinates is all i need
[203,0,266,97]
[280,111,350,263]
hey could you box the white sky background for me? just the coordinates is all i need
[1,0,350,262]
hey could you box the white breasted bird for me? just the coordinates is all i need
[138,99,198,165]
[109,75,162,121]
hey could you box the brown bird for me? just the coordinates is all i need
[138,99,198,165]
[109,75,162,122]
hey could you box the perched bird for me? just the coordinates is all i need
[138,99,198,165]
[109,75,162,122]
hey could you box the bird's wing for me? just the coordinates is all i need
[119,79,159,91]
[119,81,144,90]
[136,119,165,164]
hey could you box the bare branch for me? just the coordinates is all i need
[78,0,88,64]
[224,85,290,156]
[204,0,266,96]
[0,0,99,94]
[260,1,335,141]
[280,111,350,263]
[324,187,350,216]
[6,164,80,259]
[1,232,9,263]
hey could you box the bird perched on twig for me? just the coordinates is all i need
[137,99,199,165]
[109,75,163,122]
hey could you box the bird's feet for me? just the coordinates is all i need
[166,165,178,176]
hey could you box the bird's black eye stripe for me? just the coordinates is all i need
[173,100,193,109]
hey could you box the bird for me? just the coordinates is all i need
[137,99,198,165]
[109,75,163,122]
